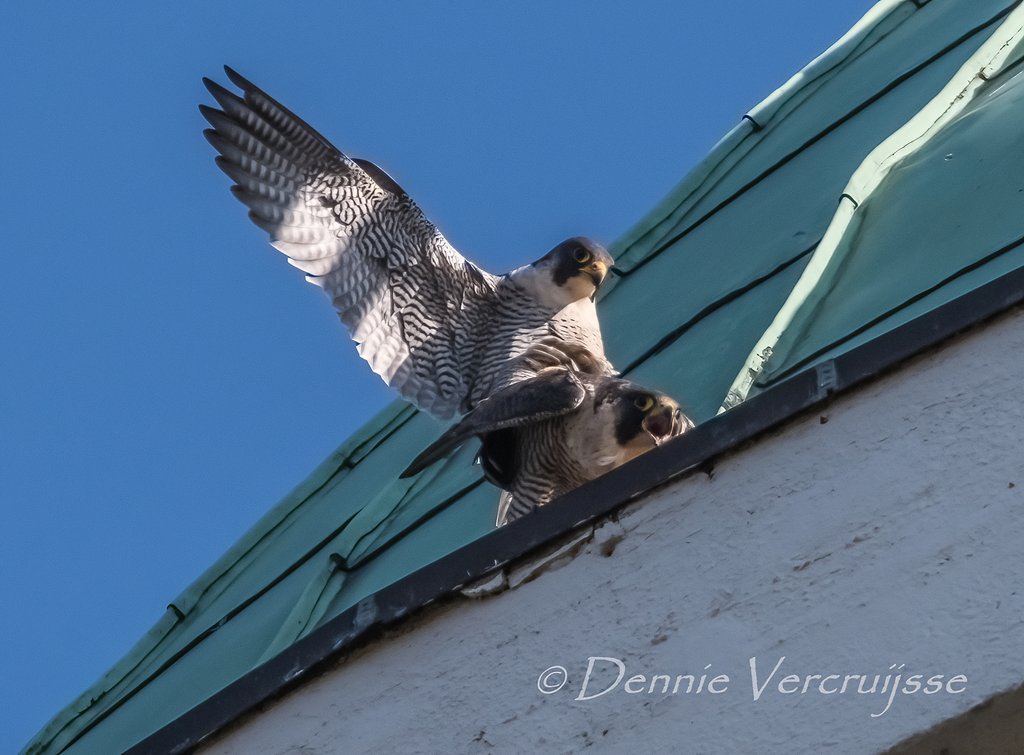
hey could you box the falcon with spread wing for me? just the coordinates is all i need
[201,67,615,419]
[402,340,694,525]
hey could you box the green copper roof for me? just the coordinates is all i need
[728,6,1024,398]
[26,1,1024,752]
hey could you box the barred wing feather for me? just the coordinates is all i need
[202,67,499,419]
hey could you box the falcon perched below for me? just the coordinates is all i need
[402,341,694,525]
[201,66,614,419]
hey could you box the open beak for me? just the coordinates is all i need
[642,406,676,445]
[643,406,693,445]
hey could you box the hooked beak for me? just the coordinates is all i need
[584,260,609,300]
[672,407,695,436]
[584,260,608,288]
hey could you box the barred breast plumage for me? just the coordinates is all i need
[202,67,615,419]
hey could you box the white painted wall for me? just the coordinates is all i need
[203,309,1024,755]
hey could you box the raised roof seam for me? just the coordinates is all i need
[614,5,1012,278]
[723,3,1024,411]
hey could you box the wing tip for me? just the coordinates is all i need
[399,440,447,478]
[198,103,225,128]
[203,76,245,109]
[202,127,223,150]
[400,422,469,478]
[397,463,420,479]
[223,65,252,91]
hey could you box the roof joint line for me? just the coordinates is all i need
[55,499,371,751]
[615,7,1011,278]
[619,240,819,376]
[757,230,1024,388]
[344,478,488,571]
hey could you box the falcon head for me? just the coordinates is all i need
[533,237,614,304]
[597,381,693,464]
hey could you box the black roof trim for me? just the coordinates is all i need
[127,264,1024,754]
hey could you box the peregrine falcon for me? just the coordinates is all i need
[402,343,693,525]
[201,67,614,419]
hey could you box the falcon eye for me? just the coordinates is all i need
[573,247,592,264]
[633,395,655,412]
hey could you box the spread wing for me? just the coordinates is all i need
[400,369,587,478]
[201,66,500,419]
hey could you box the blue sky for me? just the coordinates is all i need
[2,2,874,751]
